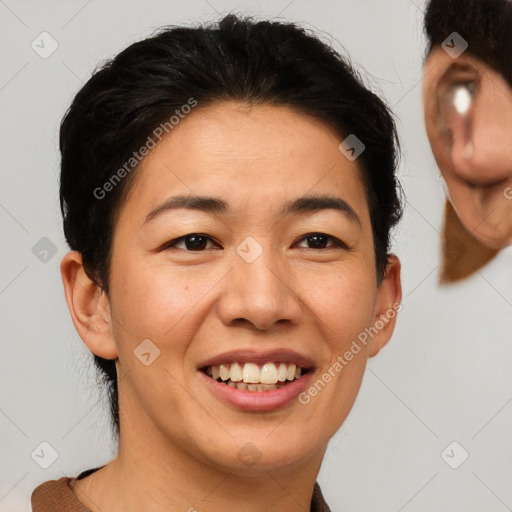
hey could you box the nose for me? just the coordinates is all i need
[441,81,512,185]
[216,245,302,331]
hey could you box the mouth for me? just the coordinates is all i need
[201,362,307,392]
[197,350,315,410]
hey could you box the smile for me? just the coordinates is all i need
[203,362,304,391]
[198,349,314,410]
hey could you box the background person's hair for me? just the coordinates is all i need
[59,13,402,440]
[424,0,512,87]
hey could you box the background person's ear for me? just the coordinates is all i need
[60,251,118,360]
[369,254,402,357]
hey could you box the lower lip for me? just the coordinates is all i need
[199,370,312,411]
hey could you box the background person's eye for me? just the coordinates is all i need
[165,233,219,251]
[294,232,348,250]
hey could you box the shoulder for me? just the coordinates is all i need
[31,476,91,512]
[312,481,332,512]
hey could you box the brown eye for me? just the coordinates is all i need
[295,233,347,250]
[166,234,217,251]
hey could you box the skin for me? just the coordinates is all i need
[61,101,401,512]
[423,46,512,249]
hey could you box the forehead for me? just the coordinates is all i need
[121,102,369,224]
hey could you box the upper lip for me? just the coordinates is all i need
[198,349,315,370]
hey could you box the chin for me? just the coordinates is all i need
[462,216,512,249]
[202,430,322,473]
[473,232,512,250]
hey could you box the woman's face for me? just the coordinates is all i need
[423,46,512,249]
[88,102,400,472]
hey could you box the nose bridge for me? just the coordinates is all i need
[217,239,301,330]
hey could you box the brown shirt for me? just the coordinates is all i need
[31,467,332,511]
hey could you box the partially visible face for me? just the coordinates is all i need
[423,46,512,249]
[107,102,390,472]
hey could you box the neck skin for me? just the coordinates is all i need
[70,377,326,512]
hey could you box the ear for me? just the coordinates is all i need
[60,251,118,360]
[369,254,402,357]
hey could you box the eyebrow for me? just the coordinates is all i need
[143,193,361,226]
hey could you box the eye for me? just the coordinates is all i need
[162,232,348,252]
[164,233,219,251]
[294,233,348,250]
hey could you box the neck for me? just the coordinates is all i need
[71,408,326,511]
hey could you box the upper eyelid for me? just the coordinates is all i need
[165,233,348,250]
[165,234,219,249]
[294,233,348,249]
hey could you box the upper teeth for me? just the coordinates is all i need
[205,362,302,384]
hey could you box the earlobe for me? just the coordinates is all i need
[60,251,118,360]
[369,254,402,357]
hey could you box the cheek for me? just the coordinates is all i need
[109,257,219,422]
[300,266,377,352]
[109,253,217,361]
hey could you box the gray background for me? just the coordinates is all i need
[1,1,511,510]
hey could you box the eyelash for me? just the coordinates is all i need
[163,233,349,251]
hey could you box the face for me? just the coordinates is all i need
[423,46,512,249]
[64,102,400,474]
